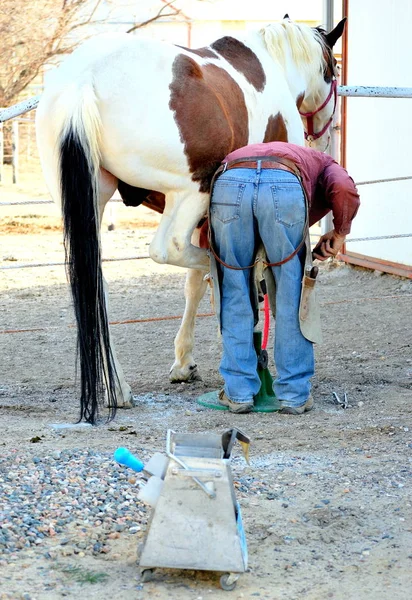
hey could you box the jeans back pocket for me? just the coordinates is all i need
[211,182,246,223]
[271,183,305,227]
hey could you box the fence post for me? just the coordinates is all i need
[12,120,19,185]
[0,122,3,183]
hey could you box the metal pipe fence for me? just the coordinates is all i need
[0,96,41,123]
[338,86,412,98]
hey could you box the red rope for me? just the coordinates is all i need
[0,313,215,335]
[1,294,411,336]
[262,294,270,350]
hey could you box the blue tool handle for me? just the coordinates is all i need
[114,447,144,472]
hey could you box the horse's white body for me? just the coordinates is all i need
[36,19,344,422]
[38,31,306,253]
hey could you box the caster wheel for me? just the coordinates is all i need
[220,573,238,591]
[141,568,155,583]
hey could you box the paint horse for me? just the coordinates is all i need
[35,17,346,423]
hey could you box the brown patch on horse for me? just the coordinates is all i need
[197,218,209,249]
[117,180,165,213]
[210,37,266,92]
[263,113,288,143]
[176,45,218,59]
[296,93,305,110]
[321,45,336,83]
[315,27,337,83]
[169,55,249,193]
[143,192,166,214]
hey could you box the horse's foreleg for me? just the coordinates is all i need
[170,268,208,382]
[99,169,134,409]
[149,191,210,271]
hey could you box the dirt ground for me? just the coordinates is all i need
[0,168,411,599]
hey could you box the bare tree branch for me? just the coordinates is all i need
[82,0,104,26]
[0,0,189,107]
[127,1,181,34]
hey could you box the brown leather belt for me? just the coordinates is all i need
[225,160,296,175]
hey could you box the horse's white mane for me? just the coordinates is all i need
[260,21,327,96]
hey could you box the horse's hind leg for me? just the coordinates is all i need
[102,280,134,408]
[99,168,134,408]
[170,267,208,382]
[149,190,210,270]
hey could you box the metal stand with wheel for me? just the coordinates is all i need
[138,429,250,591]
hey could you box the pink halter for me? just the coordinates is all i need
[299,79,338,142]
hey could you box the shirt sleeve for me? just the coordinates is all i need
[319,162,360,235]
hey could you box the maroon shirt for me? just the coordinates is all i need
[224,142,360,235]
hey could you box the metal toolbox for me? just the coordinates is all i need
[138,428,249,591]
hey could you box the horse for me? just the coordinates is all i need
[35,17,346,424]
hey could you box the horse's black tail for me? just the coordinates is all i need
[59,90,117,423]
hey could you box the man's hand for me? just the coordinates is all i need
[312,230,346,261]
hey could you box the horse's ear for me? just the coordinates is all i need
[325,17,347,48]
[283,14,290,19]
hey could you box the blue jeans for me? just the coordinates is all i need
[210,164,314,407]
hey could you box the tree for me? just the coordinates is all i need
[0,0,183,107]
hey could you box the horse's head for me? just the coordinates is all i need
[298,19,346,151]
[261,18,346,152]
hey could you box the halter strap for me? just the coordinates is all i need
[208,156,309,271]
[299,79,338,142]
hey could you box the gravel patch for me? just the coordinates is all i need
[0,449,149,560]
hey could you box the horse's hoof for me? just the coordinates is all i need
[119,387,135,408]
[169,364,202,383]
[105,386,135,409]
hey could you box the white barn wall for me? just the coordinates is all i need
[344,0,412,267]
